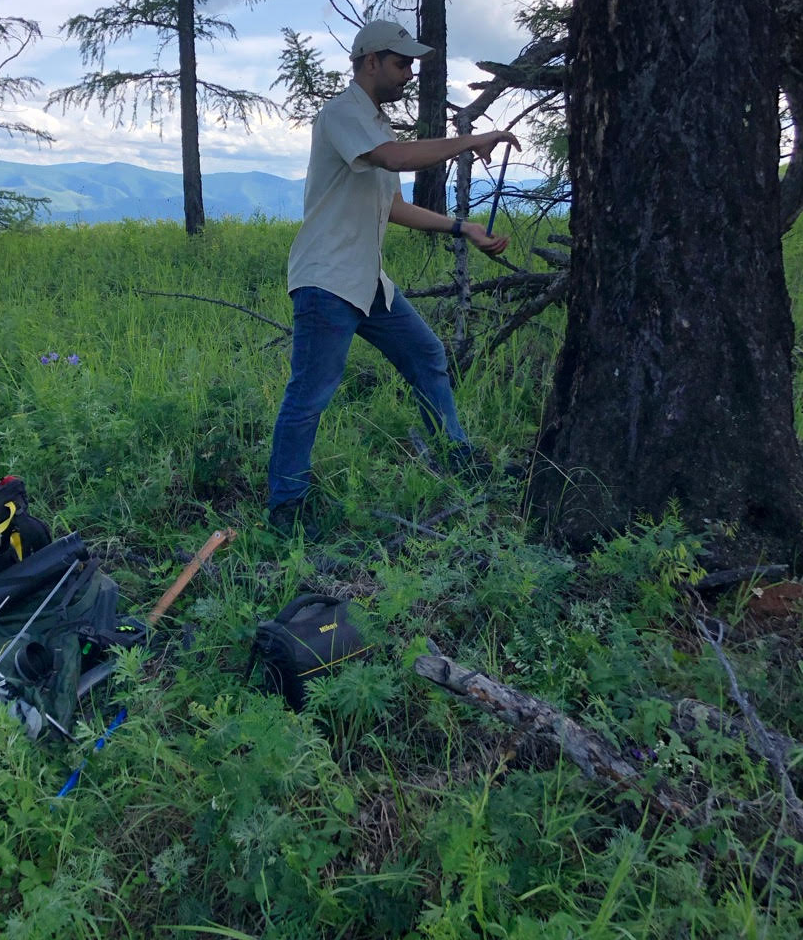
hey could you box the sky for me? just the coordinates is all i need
[3,0,531,179]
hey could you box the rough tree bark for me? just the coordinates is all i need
[413,0,447,213]
[178,0,204,235]
[529,0,803,567]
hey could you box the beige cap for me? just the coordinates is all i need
[350,20,435,61]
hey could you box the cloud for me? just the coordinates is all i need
[447,0,527,65]
[9,0,539,178]
[3,99,312,175]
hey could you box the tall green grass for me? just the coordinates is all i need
[1,215,802,938]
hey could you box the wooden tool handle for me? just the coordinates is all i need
[147,528,237,626]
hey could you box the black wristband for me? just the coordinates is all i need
[450,219,463,237]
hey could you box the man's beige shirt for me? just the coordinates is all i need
[287,81,401,315]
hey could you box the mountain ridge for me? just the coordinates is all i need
[0,159,542,224]
[0,160,308,223]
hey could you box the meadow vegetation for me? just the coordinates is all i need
[1,214,803,938]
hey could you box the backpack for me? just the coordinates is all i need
[244,593,373,711]
[0,529,146,739]
[0,476,51,571]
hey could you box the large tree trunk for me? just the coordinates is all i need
[178,0,204,235]
[413,0,447,213]
[530,0,803,567]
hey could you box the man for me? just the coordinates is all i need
[268,19,520,537]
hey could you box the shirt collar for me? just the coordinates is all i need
[348,80,391,125]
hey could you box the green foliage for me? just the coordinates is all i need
[272,27,346,126]
[587,501,706,624]
[1,216,802,939]
[305,660,400,758]
[0,17,55,229]
[0,189,51,231]
[47,2,277,144]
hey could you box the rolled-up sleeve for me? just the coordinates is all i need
[320,106,391,173]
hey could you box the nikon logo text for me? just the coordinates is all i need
[318,621,337,634]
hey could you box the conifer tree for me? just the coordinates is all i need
[49,0,277,235]
[0,18,53,228]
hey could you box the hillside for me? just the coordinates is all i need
[0,159,543,224]
[0,160,308,223]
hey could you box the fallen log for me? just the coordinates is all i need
[414,653,692,820]
[691,564,789,592]
[696,615,803,839]
[673,696,801,773]
[412,650,803,893]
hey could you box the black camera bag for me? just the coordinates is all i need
[244,593,372,711]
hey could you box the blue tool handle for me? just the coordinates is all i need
[54,708,128,799]
[91,707,127,753]
[486,143,512,237]
[102,708,128,740]
[56,764,86,798]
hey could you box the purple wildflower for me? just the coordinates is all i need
[48,352,59,362]
[40,355,50,365]
[629,744,659,763]
[67,353,81,365]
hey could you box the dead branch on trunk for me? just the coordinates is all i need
[414,652,692,820]
[488,270,568,349]
[461,38,567,118]
[404,271,555,300]
[437,35,569,361]
[531,245,570,268]
[453,273,567,372]
[133,289,292,334]
[472,59,565,93]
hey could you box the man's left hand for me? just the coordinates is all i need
[461,221,510,256]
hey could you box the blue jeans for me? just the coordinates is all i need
[268,283,468,508]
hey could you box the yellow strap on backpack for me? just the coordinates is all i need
[0,500,16,535]
[0,502,22,561]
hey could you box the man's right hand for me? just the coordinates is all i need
[472,131,521,164]
[461,221,510,255]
